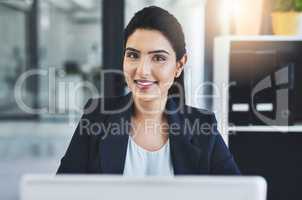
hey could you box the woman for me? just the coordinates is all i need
[57,6,240,176]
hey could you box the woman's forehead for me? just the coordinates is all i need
[125,29,174,54]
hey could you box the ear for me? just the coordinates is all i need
[175,54,187,78]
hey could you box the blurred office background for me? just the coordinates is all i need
[0,0,302,200]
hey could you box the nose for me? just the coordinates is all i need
[136,57,151,76]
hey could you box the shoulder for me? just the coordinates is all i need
[181,104,221,149]
[182,104,217,125]
[82,93,130,116]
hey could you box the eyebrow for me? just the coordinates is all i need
[125,47,170,55]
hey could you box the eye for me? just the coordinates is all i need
[152,55,166,62]
[126,51,139,60]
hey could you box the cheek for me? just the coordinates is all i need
[155,64,176,88]
[123,61,136,79]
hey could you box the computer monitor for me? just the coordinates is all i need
[20,175,267,200]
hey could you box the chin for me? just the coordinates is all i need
[137,93,158,101]
[132,91,159,101]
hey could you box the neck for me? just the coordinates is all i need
[133,94,168,122]
[131,94,169,147]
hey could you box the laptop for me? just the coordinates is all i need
[20,175,267,200]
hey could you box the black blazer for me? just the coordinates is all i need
[57,91,240,175]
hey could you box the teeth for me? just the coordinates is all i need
[137,81,153,86]
[136,80,156,86]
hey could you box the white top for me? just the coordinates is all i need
[123,135,174,177]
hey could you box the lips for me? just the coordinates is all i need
[134,79,157,89]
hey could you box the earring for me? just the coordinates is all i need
[175,70,180,78]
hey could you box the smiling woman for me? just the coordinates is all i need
[123,29,185,101]
[57,6,240,176]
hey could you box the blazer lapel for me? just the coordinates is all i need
[165,97,203,175]
[98,92,133,174]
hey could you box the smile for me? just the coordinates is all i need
[134,79,158,89]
